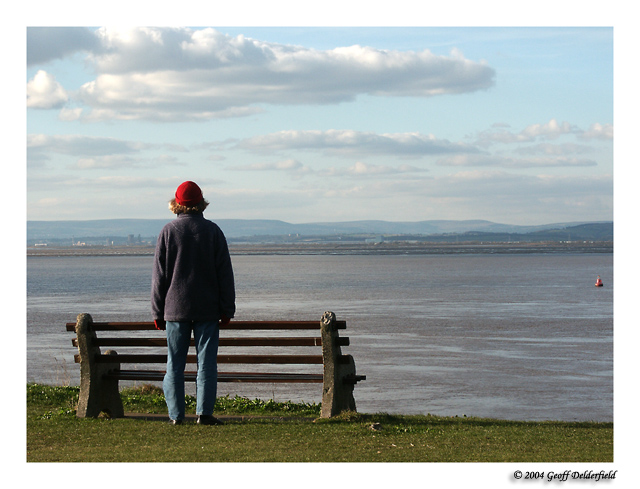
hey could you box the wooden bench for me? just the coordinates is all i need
[67,311,365,419]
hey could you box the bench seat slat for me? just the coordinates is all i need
[90,353,325,364]
[106,369,324,383]
[77,353,352,365]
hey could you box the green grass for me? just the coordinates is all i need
[26,383,613,463]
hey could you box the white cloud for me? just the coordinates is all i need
[520,119,577,140]
[324,161,428,177]
[514,142,593,156]
[26,71,68,109]
[580,123,613,140]
[360,170,612,212]
[74,155,137,170]
[27,175,207,220]
[70,154,184,170]
[230,158,427,181]
[29,27,496,121]
[232,129,477,156]
[437,154,597,168]
[27,27,99,66]
[476,118,581,146]
[58,107,83,121]
[213,171,613,223]
[29,174,194,191]
[27,134,150,156]
[232,158,307,172]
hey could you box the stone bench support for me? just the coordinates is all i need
[75,313,124,418]
[320,311,358,417]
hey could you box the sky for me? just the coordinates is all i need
[25,22,615,226]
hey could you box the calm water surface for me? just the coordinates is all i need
[27,252,613,421]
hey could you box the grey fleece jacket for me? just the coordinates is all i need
[151,212,236,322]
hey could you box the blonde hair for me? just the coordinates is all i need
[169,198,209,215]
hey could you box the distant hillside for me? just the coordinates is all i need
[27,219,170,240]
[527,222,613,241]
[387,222,613,244]
[26,218,613,245]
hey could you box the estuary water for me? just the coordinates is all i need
[26,251,613,421]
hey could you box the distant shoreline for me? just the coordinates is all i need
[26,241,613,257]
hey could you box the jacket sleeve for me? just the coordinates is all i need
[215,231,236,319]
[151,232,168,320]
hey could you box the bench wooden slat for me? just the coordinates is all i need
[76,352,353,365]
[89,353,325,364]
[104,369,363,384]
[106,369,325,383]
[66,320,347,331]
[66,322,155,331]
[72,337,330,348]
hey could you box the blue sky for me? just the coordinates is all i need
[26,22,614,225]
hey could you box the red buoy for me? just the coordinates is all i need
[595,275,603,287]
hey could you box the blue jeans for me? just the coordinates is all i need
[163,320,220,421]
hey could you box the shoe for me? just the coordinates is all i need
[168,419,183,425]
[197,415,224,425]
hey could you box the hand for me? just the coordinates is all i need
[219,315,231,327]
[154,319,166,330]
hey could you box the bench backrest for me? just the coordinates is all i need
[66,319,349,370]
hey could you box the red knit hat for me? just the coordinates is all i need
[175,181,204,206]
